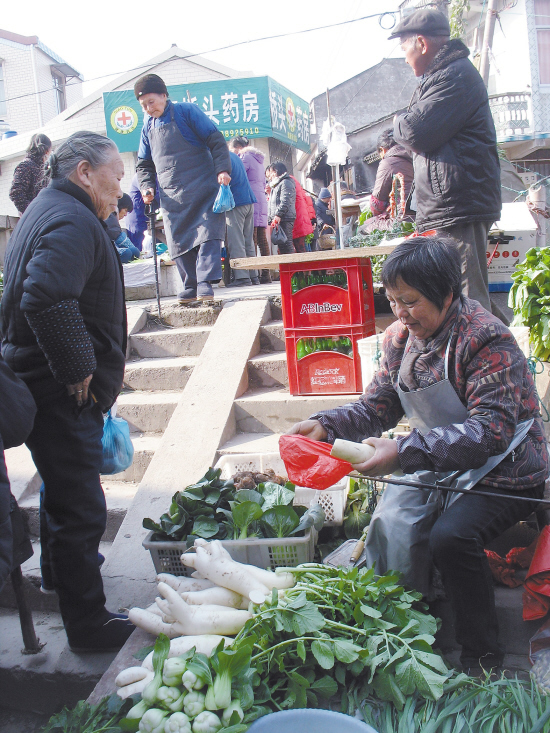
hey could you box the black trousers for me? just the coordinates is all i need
[429,481,545,665]
[26,391,109,640]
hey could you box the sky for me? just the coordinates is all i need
[1,0,406,104]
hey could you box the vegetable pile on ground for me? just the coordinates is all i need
[143,468,323,542]
[124,542,458,714]
[509,245,550,360]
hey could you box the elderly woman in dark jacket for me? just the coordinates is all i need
[1,131,134,652]
[267,161,296,254]
[288,235,548,674]
[9,134,51,215]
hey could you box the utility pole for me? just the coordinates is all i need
[479,0,498,87]
[325,88,344,249]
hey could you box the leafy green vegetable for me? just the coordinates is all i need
[290,505,325,535]
[509,246,550,359]
[192,515,220,539]
[348,220,416,281]
[231,501,264,539]
[258,481,295,511]
[41,694,133,732]
[260,505,300,538]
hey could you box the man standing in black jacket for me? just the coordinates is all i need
[391,9,501,312]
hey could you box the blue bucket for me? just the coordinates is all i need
[2,130,17,139]
[247,709,378,733]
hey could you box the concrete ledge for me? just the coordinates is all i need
[102,298,271,611]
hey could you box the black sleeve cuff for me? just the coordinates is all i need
[25,299,97,385]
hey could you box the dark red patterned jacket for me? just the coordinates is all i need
[9,152,47,215]
[312,297,548,491]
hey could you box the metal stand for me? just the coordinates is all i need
[10,566,42,653]
[145,200,162,319]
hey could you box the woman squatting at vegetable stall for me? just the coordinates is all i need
[287,234,548,675]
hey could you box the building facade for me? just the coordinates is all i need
[0,29,82,134]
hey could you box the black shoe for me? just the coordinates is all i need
[226,278,251,288]
[250,277,261,286]
[178,289,197,304]
[68,612,135,653]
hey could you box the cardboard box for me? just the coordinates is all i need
[487,203,538,292]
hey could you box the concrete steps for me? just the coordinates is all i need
[124,356,197,391]
[248,351,288,388]
[217,431,282,456]
[130,325,212,358]
[117,390,180,433]
[234,387,356,434]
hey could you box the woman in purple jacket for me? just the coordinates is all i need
[229,137,270,283]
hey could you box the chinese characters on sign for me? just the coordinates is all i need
[103,76,310,153]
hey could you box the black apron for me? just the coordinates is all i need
[148,104,225,258]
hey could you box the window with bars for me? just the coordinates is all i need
[535,0,550,84]
[0,63,7,117]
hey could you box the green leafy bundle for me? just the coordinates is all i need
[233,564,454,712]
[348,221,415,282]
[143,469,324,543]
[41,694,133,732]
[357,674,550,733]
[508,246,550,360]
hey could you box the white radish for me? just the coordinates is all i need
[115,666,154,699]
[181,586,249,610]
[141,634,231,671]
[129,583,251,638]
[331,439,376,463]
[181,540,268,603]
[245,564,295,590]
[157,573,215,592]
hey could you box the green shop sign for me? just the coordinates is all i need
[103,76,310,154]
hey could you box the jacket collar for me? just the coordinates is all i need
[423,38,470,78]
[49,178,98,217]
[271,172,289,187]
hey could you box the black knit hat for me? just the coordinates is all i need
[134,74,168,99]
[388,8,450,40]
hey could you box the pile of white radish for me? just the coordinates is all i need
[117,539,296,700]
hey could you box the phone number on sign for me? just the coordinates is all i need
[223,127,260,138]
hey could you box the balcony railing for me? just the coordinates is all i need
[489,92,532,142]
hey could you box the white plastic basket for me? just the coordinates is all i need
[509,326,530,359]
[143,529,315,576]
[357,334,384,392]
[215,452,348,525]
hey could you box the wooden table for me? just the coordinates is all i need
[230,243,399,270]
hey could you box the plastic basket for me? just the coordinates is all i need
[143,529,315,576]
[357,334,385,393]
[215,453,348,525]
[285,323,374,395]
[280,259,375,329]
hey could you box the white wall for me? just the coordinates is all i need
[487,0,532,95]
[0,39,40,133]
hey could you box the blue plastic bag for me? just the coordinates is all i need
[100,408,134,475]
[213,184,235,213]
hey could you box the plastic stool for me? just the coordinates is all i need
[247,709,378,733]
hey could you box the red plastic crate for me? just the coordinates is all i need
[285,323,375,395]
[280,258,375,329]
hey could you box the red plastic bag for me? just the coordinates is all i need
[523,526,550,621]
[279,434,352,490]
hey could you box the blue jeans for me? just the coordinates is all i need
[429,481,544,665]
[26,391,109,639]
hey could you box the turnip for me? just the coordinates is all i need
[141,635,231,671]
[181,587,249,610]
[115,666,154,699]
[129,583,251,638]
[180,540,269,603]
[157,574,215,592]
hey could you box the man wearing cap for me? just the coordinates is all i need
[390,8,501,313]
[134,74,231,302]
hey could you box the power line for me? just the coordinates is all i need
[0,11,399,108]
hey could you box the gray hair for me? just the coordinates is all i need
[45,131,118,180]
